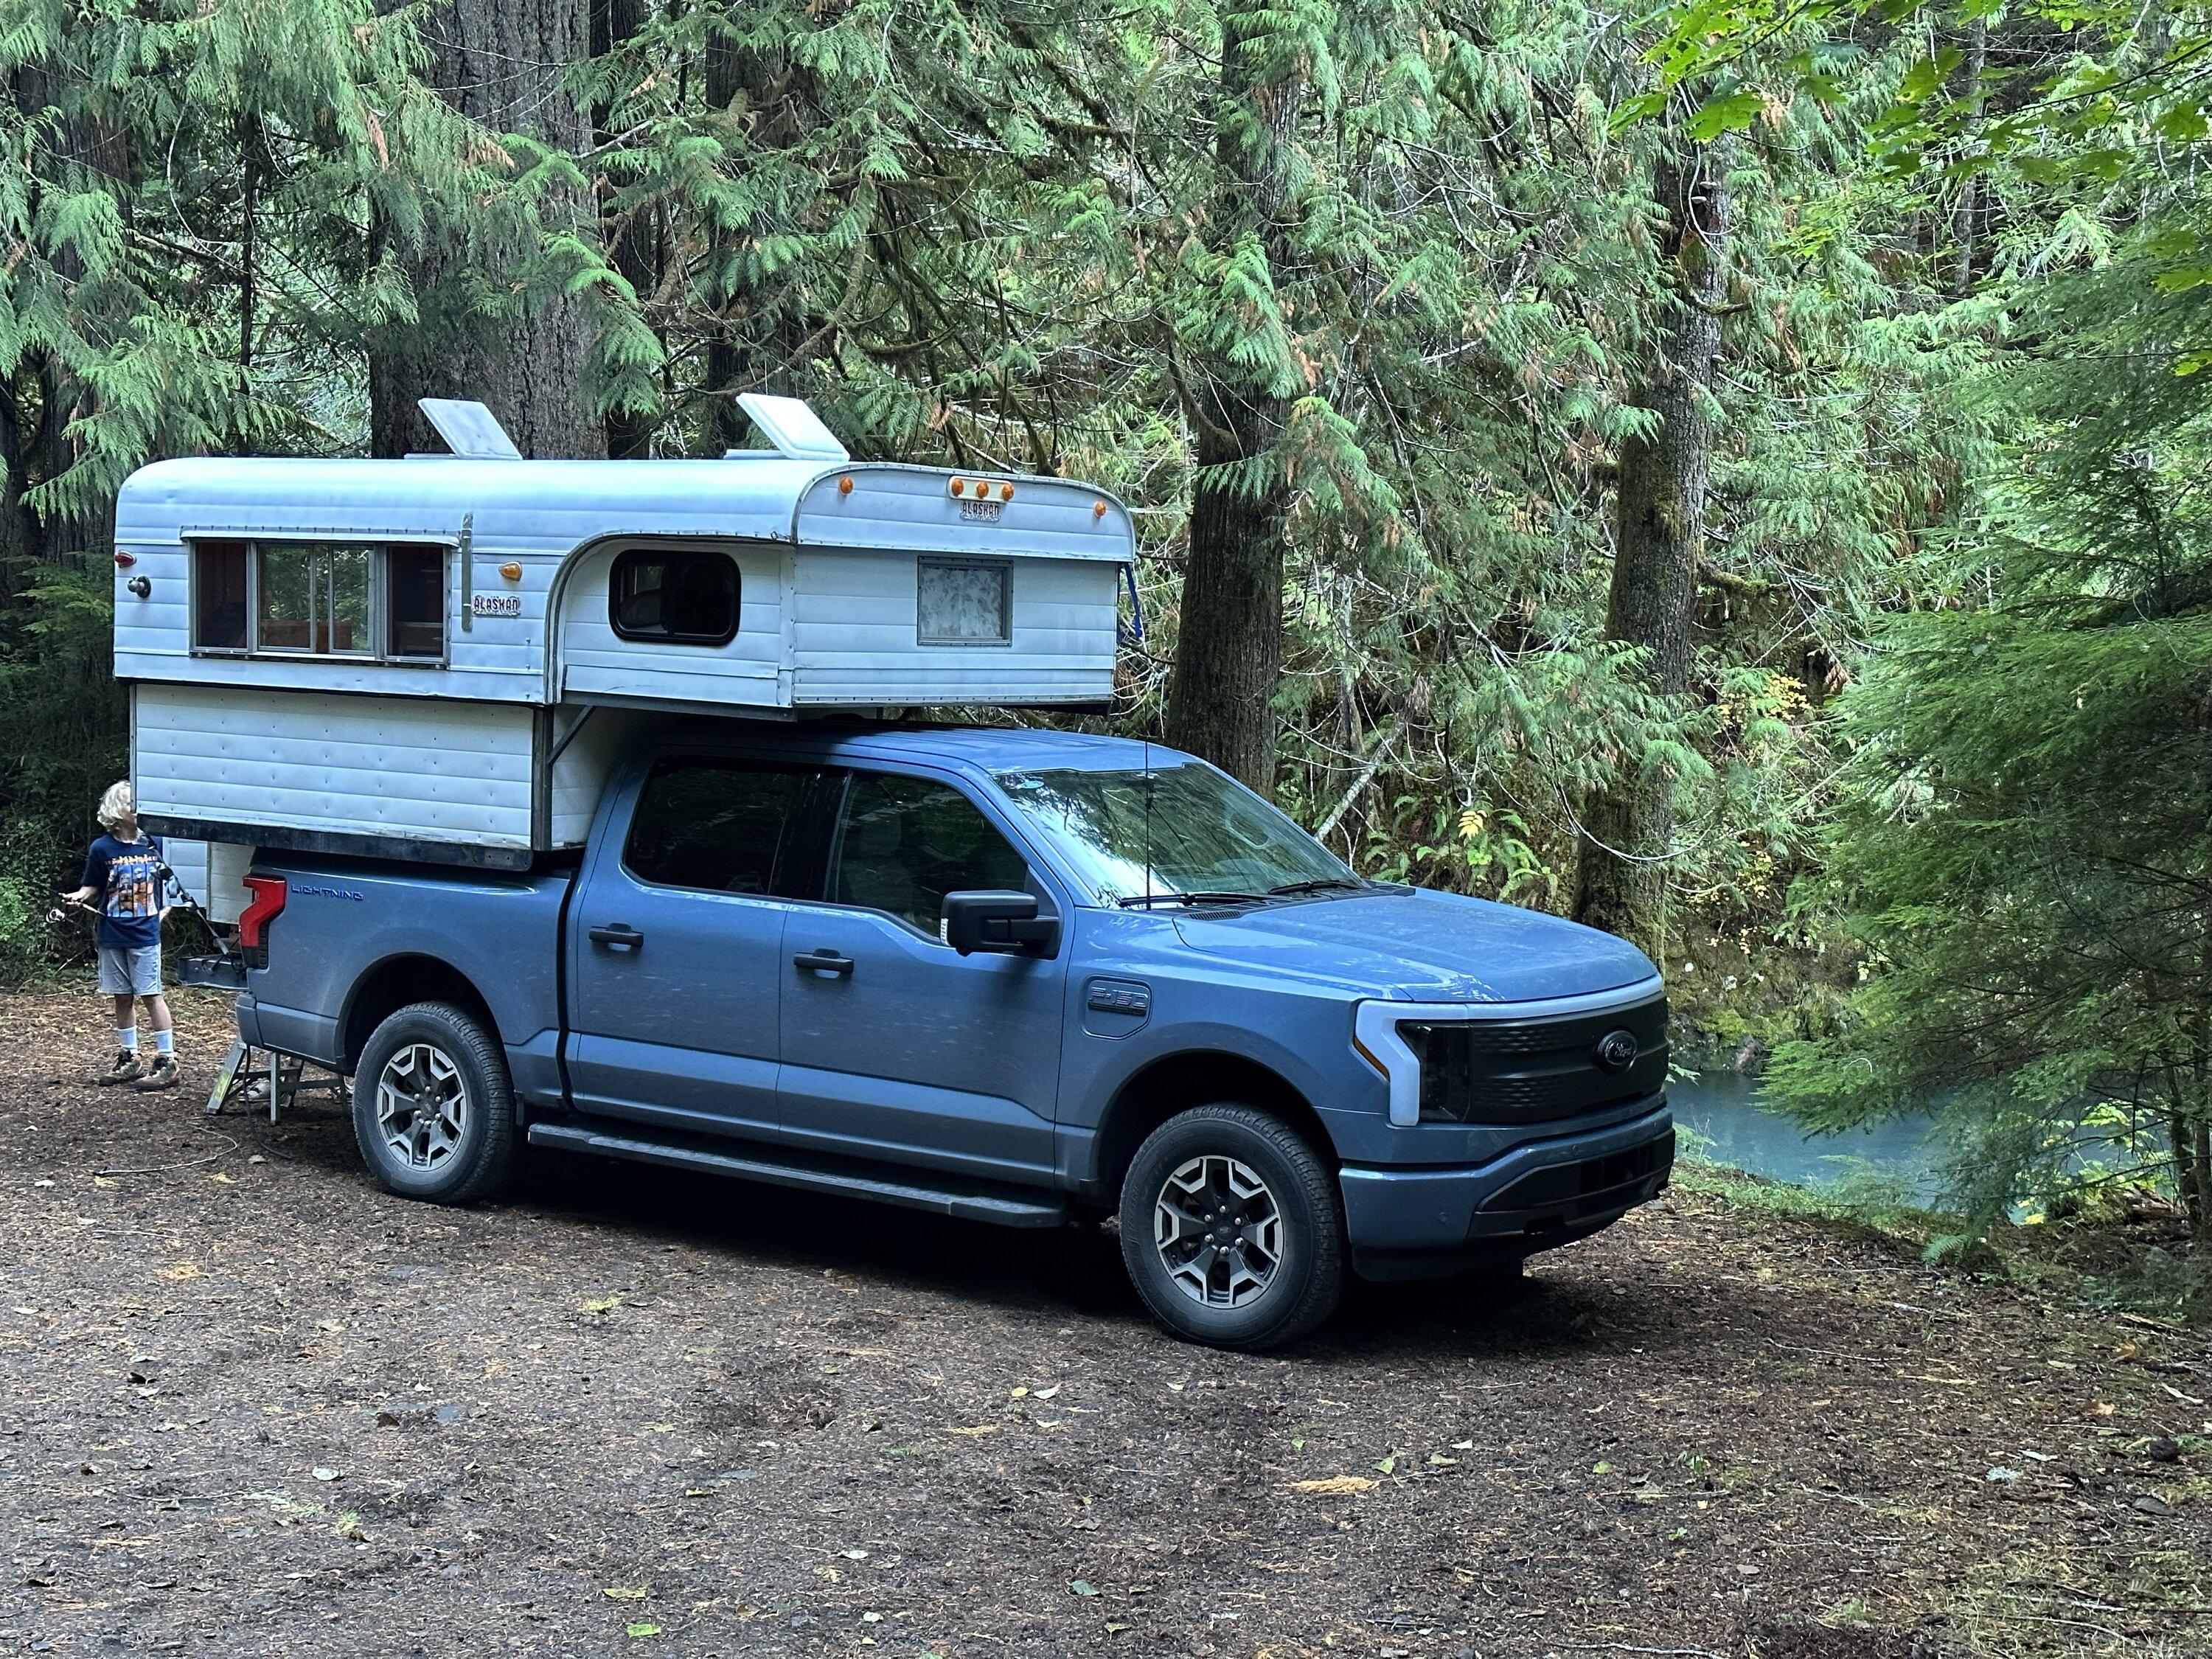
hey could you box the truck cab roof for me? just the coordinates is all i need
[652,719,1180,777]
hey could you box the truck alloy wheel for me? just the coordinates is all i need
[352,1001,516,1206]
[1153,1154,1283,1309]
[1119,1103,1344,1351]
[375,1042,470,1172]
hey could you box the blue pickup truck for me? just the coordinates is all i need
[232,721,1672,1349]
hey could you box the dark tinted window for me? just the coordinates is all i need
[387,545,446,658]
[830,772,1029,936]
[611,549,740,645]
[192,540,248,650]
[625,760,812,895]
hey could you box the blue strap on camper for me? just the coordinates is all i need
[1119,563,1145,645]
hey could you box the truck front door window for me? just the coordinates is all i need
[828,773,1029,936]
[624,759,813,896]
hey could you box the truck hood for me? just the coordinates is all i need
[1168,886,1658,1004]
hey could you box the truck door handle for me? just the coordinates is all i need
[589,922,645,949]
[792,948,854,977]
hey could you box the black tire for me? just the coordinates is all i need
[352,1001,515,1205]
[1118,1104,1344,1351]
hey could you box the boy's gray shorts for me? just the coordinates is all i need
[97,945,161,997]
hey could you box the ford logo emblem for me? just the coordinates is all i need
[1593,1029,1638,1072]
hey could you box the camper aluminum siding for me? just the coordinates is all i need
[111,452,1133,865]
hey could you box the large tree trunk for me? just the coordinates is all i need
[368,0,599,459]
[1164,8,1303,796]
[1573,141,1733,948]
[593,0,658,458]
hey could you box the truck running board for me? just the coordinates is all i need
[524,1120,1071,1229]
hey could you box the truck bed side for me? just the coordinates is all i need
[238,855,573,1110]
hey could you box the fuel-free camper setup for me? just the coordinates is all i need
[113,395,1135,907]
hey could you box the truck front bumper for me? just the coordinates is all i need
[1337,1103,1674,1281]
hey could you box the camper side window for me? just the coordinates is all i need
[610,550,740,646]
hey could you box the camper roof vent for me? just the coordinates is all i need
[418,398,524,461]
[729,392,850,463]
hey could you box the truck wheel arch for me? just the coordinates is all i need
[340,956,500,1075]
[1091,1051,1333,1203]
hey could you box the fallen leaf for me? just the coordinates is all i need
[582,1297,620,1314]
[310,1467,340,1482]
[1070,1579,1099,1596]
[604,1586,650,1600]
[945,1425,1000,1436]
[626,1622,662,1638]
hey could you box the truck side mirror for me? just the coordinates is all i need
[942,890,1058,957]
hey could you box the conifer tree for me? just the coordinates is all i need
[366,0,602,457]
[1163,0,1317,794]
[1573,133,1734,949]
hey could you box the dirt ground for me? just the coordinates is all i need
[1,989,2207,1659]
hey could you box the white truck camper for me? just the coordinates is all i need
[112,395,1135,913]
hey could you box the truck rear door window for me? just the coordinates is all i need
[624,759,815,896]
[828,772,1028,936]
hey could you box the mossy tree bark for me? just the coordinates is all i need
[1164,7,1304,798]
[1573,140,1733,948]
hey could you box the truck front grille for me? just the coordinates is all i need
[1402,995,1667,1125]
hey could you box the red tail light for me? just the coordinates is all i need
[238,874,288,949]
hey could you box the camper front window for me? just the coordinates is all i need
[260,543,370,655]
[188,538,448,662]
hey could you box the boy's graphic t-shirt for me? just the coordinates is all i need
[82,832,164,950]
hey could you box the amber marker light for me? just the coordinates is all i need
[1093,499,1107,518]
[498,560,523,582]
[838,476,855,495]
[949,478,967,496]
[999,482,1015,501]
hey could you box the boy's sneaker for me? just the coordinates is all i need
[97,1049,145,1086]
[134,1055,181,1092]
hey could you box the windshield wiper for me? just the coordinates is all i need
[1266,877,1366,897]
[1116,889,1273,909]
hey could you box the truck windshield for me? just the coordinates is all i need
[992,763,1363,906]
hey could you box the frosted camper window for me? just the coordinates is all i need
[192,541,250,651]
[610,549,740,646]
[917,557,1010,646]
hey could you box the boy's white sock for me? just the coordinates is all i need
[153,1030,174,1056]
[115,1028,138,1052]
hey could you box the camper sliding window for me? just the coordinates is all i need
[189,540,447,662]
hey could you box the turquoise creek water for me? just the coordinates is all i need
[1668,1071,1947,1199]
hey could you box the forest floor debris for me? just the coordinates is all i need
[1,989,2206,1657]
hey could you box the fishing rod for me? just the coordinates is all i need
[48,860,234,956]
